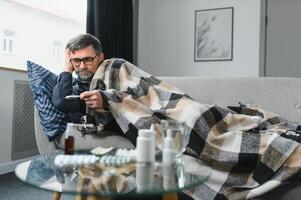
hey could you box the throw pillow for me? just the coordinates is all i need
[27,61,66,141]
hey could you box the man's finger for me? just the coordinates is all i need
[89,96,98,101]
[80,91,92,99]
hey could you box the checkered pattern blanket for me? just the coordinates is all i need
[88,58,301,200]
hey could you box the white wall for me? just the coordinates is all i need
[0,0,85,74]
[137,0,262,77]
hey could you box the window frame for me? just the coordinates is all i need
[2,30,15,54]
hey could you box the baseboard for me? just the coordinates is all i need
[0,157,34,175]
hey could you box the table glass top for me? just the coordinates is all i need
[15,150,210,198]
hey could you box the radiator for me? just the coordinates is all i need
[12,80,38,160]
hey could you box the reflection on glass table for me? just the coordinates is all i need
[15,150,210,200]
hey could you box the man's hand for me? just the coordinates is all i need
[65,48,74,73]
[80,90,103,109]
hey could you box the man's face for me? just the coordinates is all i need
[69,45,104,81]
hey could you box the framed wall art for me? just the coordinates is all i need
[194,7,234,62]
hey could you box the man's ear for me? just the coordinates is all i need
[98,52,104,60]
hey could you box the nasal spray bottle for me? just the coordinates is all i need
[136,124,156,192]
[65,123,75,155]
[162,129,175,165]
[162,129,176,190]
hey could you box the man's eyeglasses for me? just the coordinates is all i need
[70,54,98,67]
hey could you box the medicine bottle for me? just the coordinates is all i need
[136,129,155,163]
[64,123,74,155]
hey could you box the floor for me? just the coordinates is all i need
[0,172,73,200]
[1,171,301,200]
[0,172,186,200]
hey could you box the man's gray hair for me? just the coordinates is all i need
[66,33,102,54]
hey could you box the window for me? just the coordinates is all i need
[0,0,87,73]
[3,30,15,54]
[52,41,62,62]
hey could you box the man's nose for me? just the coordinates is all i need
[79,61,87,69]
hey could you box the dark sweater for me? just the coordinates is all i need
[51,72,123,133]
[52,72,87,114]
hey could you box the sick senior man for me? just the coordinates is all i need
[51,33,123,144]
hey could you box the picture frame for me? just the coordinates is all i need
[194,7,234,62]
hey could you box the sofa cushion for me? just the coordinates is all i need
[27,61,66,141]
[159,77,301,122]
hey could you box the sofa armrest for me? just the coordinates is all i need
[34,107,134,154]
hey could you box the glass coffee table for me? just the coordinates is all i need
[15,150,210,200]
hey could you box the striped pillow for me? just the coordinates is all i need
[27,61,66,141]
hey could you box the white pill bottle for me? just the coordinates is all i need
[136,128,155,163]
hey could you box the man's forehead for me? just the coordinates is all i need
[70,45,96,55]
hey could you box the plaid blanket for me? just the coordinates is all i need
[88,58,301,200]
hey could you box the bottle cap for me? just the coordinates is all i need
[150,124,155,131]
[138,129,152,138]
[137,128,155,163]
[65,123,74,139]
